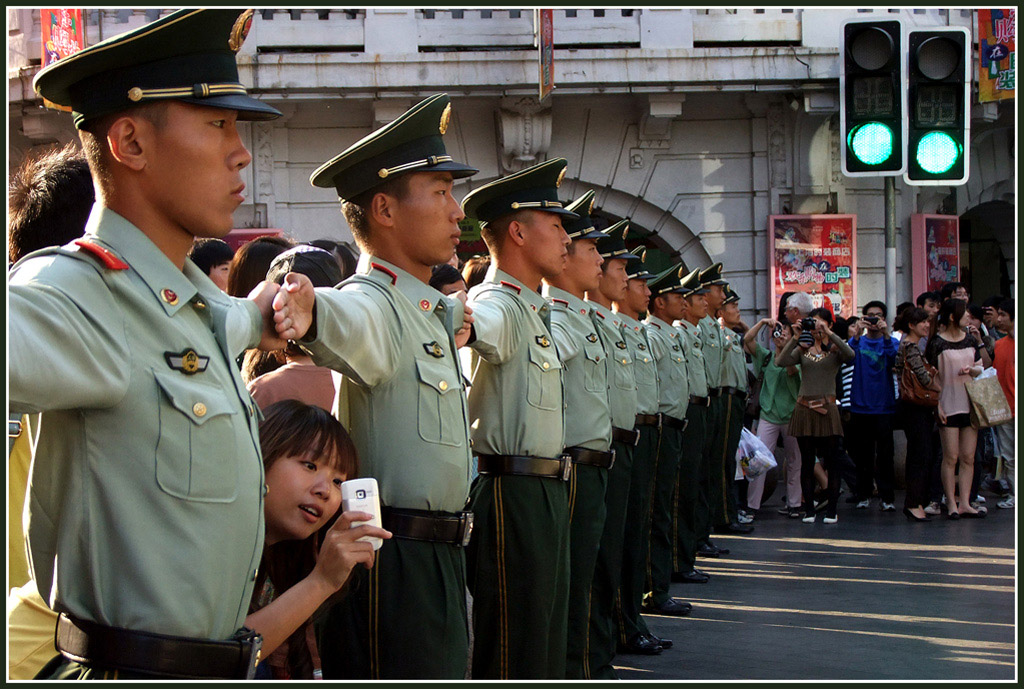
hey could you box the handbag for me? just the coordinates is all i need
[899,359,941,407]
[966,374,1014,429]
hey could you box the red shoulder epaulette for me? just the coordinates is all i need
[551,298,569,306]
[74,240,129,270]
[499,280,522,294]
[369,262,398,285]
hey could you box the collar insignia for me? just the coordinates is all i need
[165,348,209,375]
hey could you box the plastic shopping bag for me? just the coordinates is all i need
[737,427,778,479]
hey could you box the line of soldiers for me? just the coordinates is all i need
[9,9,750,679]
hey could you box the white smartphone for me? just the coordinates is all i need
[340,478,384,551]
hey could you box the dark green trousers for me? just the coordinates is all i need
[317,537,468,679]
[722,393,746,524]
[616,425,660,645]
[702,396,728,534]
[37,655,168,680]
[586,439,634,679]
[644,424,683,607]
[565,461,609,679]
[465,474,570,679]
[673,405,708,574]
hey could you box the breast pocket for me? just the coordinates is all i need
[582,340,607,393]
[154,370,239,502]
[527,344,562,411]
[415,358,466,447]
[612,351,636,392]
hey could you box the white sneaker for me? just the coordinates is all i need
[801,514,816,523]
[977,495,987,503]
[737,511,754,524]
[923,501,942,515]
[823,516,838,524]
[880,502,896,512]
[998,496,1015,509]
[855,499,870,509]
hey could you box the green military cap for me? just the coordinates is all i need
[563,190,606,241]
[311,93,477,200]
[596,219,640,260]
[680,267,710,298]
[698,261,728,287]
[461,158,579,225]
[625,249,656,281]
[648,262,688,296]
[723,285,740,304]
[32,9,281,129]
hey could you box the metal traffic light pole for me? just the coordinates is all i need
[884,177,897,320]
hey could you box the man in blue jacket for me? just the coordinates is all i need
[848,300,899,511]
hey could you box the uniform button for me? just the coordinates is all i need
[263,483,269,496]
[543,362,550,369]
[439,380,449,391]
[252,568,258,582]
[193,298,206,309]
[622,358,628,364]
[193,402,207,417]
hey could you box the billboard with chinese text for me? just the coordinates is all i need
[769,215,858,319]
[910,214,959,297]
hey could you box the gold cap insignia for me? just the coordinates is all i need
[622,224,630,240]
[587,197,595,215]
[229,9,254,52]
[640,249,647,262]
[439,102,452,135]
[555,167,566,188]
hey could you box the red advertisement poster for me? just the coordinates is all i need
[978,9,1015,103]
[40,9,86,111]
[910,214,959,296]
[769,215,858,319]
[537,9,554,101]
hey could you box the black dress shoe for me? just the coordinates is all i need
[715,523,754,534]
[645,633,673,650]
[617,632,663,655]
[642,598,693,615]
[705,541,730,555]
[671,569,710,584]
[696,543,721,558]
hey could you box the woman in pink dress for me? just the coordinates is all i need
[925,299,985,519]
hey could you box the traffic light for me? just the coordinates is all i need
[840,18,906,176]
[904,27,971,185]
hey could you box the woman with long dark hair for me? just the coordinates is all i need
[894,307,937,521]
[775,307,855,523]
[925,299,985,519]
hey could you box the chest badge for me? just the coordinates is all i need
[671,344,681,351]
[615,341,627,350]
[638,343,647,351]
[423,341,445,358]
[165,348,210,375]
[536,335,551,348]
[586,333,598,343]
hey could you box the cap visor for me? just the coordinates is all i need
[178,94,281,120]
[575,228,607,240]
[547,207,581,221]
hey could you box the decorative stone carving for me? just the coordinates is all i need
[766,101,787,188]
[829,114,841,184]
[497,96,552,173]
[253,122,275,202]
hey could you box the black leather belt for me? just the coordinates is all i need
[708,387,723,397]
[477,453,572,481]
[382,507,474,547]
[721,385,744,397]
[55,613,262,679]
[565,445,616,470]
[662,414,688,431]
[689,394,711,407]
[635,413,662,428]
[612,426,641,447]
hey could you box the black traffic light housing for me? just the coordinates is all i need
[840,18,906,176]
[904,27,971,185]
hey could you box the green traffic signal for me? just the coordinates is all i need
[848,122,895,166]
[914,131,961,174]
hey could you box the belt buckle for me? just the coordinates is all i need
[9,417,22,439]
[608,448,616,471]
[460,512,474,547]
[656,413,663,430]
[683,418,689,432]
[232,627,263,679]
[560,454,572,481]
[631,429,640,447]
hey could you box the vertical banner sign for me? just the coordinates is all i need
[978,9,1015,103]
[769,215,858,319]
[537,9,554,101]
[910,214,960,297]
[40,9,86,111]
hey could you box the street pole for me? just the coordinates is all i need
[884,176,897,319]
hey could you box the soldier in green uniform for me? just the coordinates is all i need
[611,252,670,656]
[293,94,478,679]
[585,222,646,677]
[460,158,578,679]
[540,190,614,679]
[718,286,750,525]
[10,9,287,678]
[641,264,694,616]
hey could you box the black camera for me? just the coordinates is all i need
[864,316,880,325]
[800,317,815,331]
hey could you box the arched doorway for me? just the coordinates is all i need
[959,200,1014,301]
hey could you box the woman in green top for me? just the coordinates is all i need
[776,308,856,523]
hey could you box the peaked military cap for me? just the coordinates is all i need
[723,285,740,304]
[596,219,640,260]
[680,267,710,298]
[563,190,605,240]
[648,262,688,296]
[32,9,281,129]
[698,261,728,287]
[460,158,579,225]
[625,248,656,281]
[311,93,477,200]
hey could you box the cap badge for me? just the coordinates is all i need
[165,348,210,375]
[439,102,452,135]
[423,341,445,358]
[535,335,551,348]
[229,9,254,52]
[587,197,595,215]
[555,167,566,188]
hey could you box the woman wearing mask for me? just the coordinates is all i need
[925,300,985,519]
[775,307,855,524]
